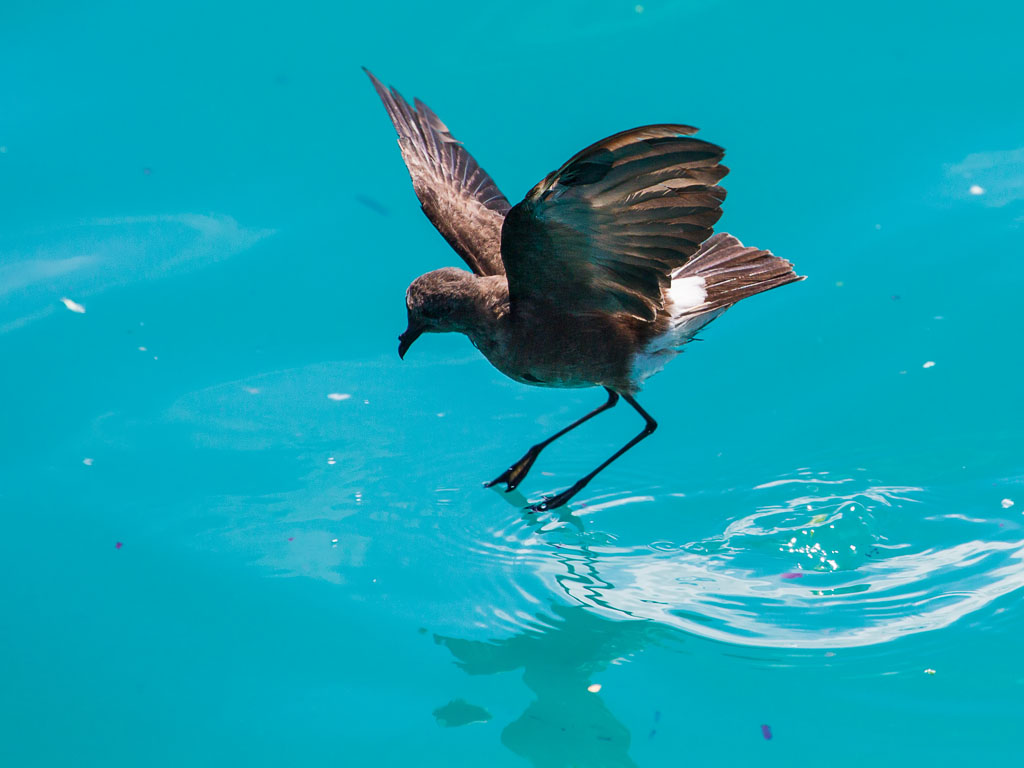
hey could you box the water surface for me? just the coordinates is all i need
[2,1,1023,765]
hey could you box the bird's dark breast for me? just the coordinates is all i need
[476,307,653,393]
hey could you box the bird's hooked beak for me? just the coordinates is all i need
[397,322,425,359]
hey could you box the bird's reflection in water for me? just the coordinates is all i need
[435,600,659,768]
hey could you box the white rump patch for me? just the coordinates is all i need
[668,275,706,312]
[629,275,722,387]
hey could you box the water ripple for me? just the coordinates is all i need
[138,361,1024,650]
[484,468,1024,649]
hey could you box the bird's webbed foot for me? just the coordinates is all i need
[484,447,541,492]
[527,483,584,513]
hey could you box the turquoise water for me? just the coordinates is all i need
[3,1,1023,764]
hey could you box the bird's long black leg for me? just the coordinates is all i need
[530,393,657,512]
[485,388,620,492]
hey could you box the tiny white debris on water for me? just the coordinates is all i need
[969,184,985,195]
[60,297,86,313]
[587,683,602,693]
[924,668,936,675]
[1002,498,1015,509]
[922,361,936,369]
[327,392,350,401]
[82,458,94,466]
[138,346,147,352]
[244,387,259,394]
[327,457,336,465]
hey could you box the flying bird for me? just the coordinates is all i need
[366,69,803,511]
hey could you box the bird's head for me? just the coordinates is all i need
[399,267,478,359]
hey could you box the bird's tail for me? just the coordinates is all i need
[646,233,803,353]
[671,232,804,313]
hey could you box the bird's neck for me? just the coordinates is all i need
[444,276,509,341]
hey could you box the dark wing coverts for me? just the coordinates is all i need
[365,68,509,276]
[501,125,728,320]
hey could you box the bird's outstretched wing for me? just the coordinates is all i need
[500,125,728,320]
[365,69,509,276]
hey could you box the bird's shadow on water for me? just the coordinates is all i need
[433,601,658,768]
[432,510,667,767]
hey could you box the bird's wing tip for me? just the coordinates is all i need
[362,67,384,88]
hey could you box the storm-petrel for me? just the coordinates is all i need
[366,69,804,511]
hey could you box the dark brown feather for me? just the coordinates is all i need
[671,233,806,313]
[364,69,509,276]
[500,125,728,321]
